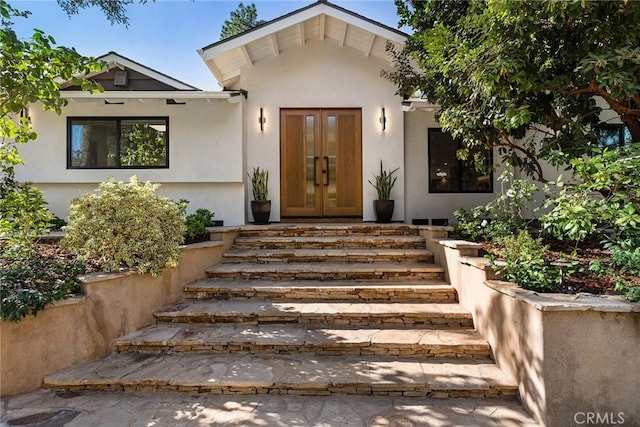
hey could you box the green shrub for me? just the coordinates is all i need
[185,208,214,240]
[62,177,186,276]
[589,238,640,302]
[541,143,640,243]
[453,206,491,241]
[48,215,67,231]
[0,243,86,322]
[0,180,54,252]
[491,231,558,292]
[453,171,539,242]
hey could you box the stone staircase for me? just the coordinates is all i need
[43,224,518,399]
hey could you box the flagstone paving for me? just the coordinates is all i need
[1,390,539,426]
[22,224,537,424]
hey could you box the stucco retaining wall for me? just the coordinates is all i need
[421,228,640,426]
[0,232,236,397]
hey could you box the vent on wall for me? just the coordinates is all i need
[113,70,128,87]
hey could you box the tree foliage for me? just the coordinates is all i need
[1,0,104,249]
[220,2,265,40]
[56,0,146,26]
[387,0,640,182]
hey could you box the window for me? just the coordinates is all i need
[428,129,492,193]
[595,124,632,149]
[68,117,169,168]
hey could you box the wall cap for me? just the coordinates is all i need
[417,225,454,232]
[436,239,482,250]
[460,256,493,270]
[485,280,640,313]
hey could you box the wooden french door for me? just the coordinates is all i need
[280,108,362,218]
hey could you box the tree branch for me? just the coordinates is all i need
[493,128,546,183]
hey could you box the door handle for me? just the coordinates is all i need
[314,156,320,186]
[323,156,329,186]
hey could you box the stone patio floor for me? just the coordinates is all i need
[1,390,539,426]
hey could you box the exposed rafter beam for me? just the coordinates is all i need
[297,23,305,46]
[364,33,376,57]
[269,34,279,56]
[338,22,348,47]
[239,45,253,67]
[319,14,325,41]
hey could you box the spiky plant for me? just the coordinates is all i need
[249,167,269,201]
[368,161,399,200]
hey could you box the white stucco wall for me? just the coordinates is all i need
[404,110,505,225]
[14,98,246,225]
[234,39,405,222]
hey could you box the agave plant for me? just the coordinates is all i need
[249,167,269,201]
[368,161,399,200]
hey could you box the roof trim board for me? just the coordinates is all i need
[199,1,406,60]
[198,1,407,87]
[63,52,201,91]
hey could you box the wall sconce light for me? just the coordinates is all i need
[20,107,29,120]
[379,107,387,131]
[258,107,266,132]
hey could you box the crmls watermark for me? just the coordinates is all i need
[574,412,626,425]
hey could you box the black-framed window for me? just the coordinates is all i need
[68,117,169,169]
[428,128,493,193]
[595,124,632,149]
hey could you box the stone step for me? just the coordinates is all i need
[238,223,420,237]
[43,353,517,398]
[153,300,474,328]
[232,235,426,250]
[184,279,457,303]
[114,323,491,358]
[221,248,434,264]
[205,262,444,281]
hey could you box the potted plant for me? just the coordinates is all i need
[249,167,270,224]
[369,161,399,223]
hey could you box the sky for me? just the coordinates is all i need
[11,0,405,90]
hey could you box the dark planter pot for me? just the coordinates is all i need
[251,200,271,224]
[373,199,394,223]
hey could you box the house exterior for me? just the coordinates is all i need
[16,1,504,226]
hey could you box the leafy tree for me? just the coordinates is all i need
[56,0,146,26]
[220,2,265,40]
[1,0,103,248]
[1,0,145,248]
[386,0,640,182]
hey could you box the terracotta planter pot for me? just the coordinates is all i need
[373,200,394,223]
[251,200,271,224]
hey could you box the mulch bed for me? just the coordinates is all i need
[480,238,620,296]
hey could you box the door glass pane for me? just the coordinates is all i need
[327,116,337,207]
[305,115,315,208]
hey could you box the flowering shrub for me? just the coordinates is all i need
[62,177,185,276]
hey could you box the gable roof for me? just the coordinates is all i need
[198,1,407,87]
[61,51,200,91]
